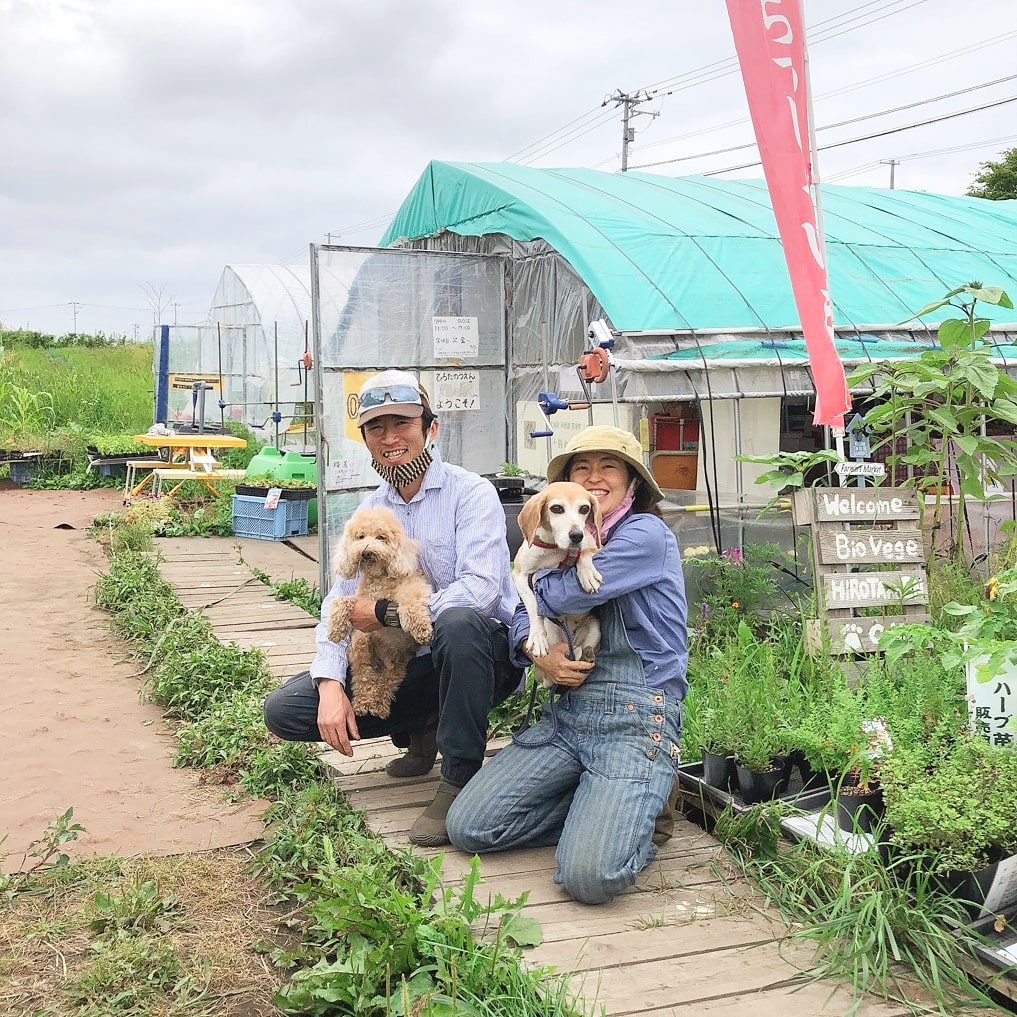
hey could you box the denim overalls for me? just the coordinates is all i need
[445,599,683,905]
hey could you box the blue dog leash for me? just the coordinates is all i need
[512,611,579,747]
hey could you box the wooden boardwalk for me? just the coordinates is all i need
[155,536,937,1017]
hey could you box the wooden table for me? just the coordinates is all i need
[126,433,247,499]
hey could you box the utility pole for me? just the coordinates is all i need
[326,232,339,245]
[172,302,180,325]
[602,89,658,172]
[71,300,79,334]
[132,322,139,341]
[880,158,899,189]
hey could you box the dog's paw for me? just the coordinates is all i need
[401,608,433,645]
[577,560,603,594]
[326,597,355,642]
[526,631,550,659]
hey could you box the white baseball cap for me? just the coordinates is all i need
[357,370,425,426]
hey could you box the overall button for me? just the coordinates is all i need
[651,732,662,742]
[654,714,664,723]
[647,749,657,759]
[626,703,635,712]
[652,694,663,703]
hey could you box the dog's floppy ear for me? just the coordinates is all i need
[517,490,546,544]
[334,522,359,579]
[587,492,605,547]
[389,532,421,579]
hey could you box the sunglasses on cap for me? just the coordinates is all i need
[358,385,422,411]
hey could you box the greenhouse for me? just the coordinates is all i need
[153,264,316,448]
[311,162,1017,573]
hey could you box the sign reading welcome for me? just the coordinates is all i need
[793,487,929,655]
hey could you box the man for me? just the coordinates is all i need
[263,369,522,846]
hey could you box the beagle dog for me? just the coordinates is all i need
[513,482,604,684]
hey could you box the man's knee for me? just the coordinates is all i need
[262,671,316,742]
[431,606,485,651]
[263,686,291,739]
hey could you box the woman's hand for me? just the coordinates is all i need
[529,642,595,687]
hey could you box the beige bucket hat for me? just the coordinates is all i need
[546,425,663,504]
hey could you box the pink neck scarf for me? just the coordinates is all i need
[597,479,638,538]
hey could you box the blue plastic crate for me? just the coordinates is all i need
[231,493,309,540]
[8,460,36,485]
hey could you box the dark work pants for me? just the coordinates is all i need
[263,606,523,787]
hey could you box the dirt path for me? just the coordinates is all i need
[0,483,265,872]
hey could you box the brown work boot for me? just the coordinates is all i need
[652,777,681,847]
[385,725,438,778]
[408,779,461,847]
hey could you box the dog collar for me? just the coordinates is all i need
[530,537,582,569]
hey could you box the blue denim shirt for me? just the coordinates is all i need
[510,511,689,700]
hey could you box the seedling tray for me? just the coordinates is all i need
[677,760,832,818]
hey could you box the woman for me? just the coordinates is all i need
[446,425,688,904]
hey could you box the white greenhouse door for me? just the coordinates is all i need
[309,243,508,588]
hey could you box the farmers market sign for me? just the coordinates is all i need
[793,487,930,655]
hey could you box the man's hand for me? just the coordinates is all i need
[316,678,360,755]
[350,595,384,632]
[528,641,595,688]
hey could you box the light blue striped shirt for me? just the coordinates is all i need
[310,450,519,685]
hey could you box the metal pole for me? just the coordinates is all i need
[273,322,280,448]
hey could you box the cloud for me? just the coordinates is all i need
[0,0,1012,336]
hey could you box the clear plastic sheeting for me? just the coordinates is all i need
[311,245,510,574]
[191,264,316,442]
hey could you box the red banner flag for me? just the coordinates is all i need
[725,0,850,427]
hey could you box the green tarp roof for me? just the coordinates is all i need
[381,161,1017,333]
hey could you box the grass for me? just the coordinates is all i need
[2,343,153,444]
[0,848,290,1017]
[0,534,593,1017]
[715,811,1012,1017]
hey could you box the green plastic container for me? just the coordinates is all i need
[244,447,318,527]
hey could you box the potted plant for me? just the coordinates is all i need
[881,735,1017,918]
[235,474,317,501]
[685,646,740,791]
[720,623,795,804]
[490,461,526,500]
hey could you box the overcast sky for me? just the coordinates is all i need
[2,0,1015,339]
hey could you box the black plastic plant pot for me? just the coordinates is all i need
[235,484,315,501]
[836,784,885,834]
[735,760,788,805]
[702,750,738,792]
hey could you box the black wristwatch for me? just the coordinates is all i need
[375,599,400,628]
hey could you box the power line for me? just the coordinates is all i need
[700,94,1017,177]
[501,0,934,172]
[822,133,1017,182]
[635,32,1017,155]
[629,73,1017,171]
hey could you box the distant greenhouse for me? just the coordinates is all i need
[155,264,315,447]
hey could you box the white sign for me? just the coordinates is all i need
[327,458,366,490]
[967,656,1016,749]
[432,316,479,358]
[835,461,886,477]
[433,369,480,412]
